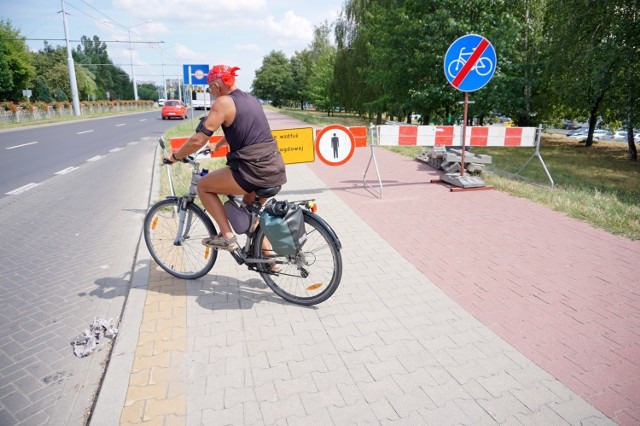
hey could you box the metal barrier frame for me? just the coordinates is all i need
[362,125,384,198]
[362,124,555,198]
[515,124,555,189]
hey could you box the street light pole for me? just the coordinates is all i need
[128,28,137,101]
[126,20,152,101]
[60,0,81,115]
[160,43,167,99]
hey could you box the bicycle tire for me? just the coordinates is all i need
[447,59,464,79]
[475,57,493,76]
[253,212,342,305]
[143,199,218,279]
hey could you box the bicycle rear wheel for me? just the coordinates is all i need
[144,199,218,279]
[253,212,342,305]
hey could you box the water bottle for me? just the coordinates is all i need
[200,168,209,177]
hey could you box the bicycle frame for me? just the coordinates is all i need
[162,143,205,245]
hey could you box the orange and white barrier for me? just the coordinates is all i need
[170,135,229,158]
[375,125,537,147]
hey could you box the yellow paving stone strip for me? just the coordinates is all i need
[120,261,187,425]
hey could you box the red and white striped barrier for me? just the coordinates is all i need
[376,125,537,147]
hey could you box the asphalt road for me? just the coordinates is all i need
[0,113,180,425]
[0,111,178,197]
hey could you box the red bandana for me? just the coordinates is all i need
[207,65,240,86]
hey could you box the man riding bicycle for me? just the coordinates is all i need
[164,65,287,251]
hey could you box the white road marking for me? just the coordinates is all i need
[6,141,38,150]
[4,143,133,196]
[127,141,138,145]
[6,183,39,195]
[115,123,126,127]
[77,130,94,135]
[55,167,79,175]
[139,118,147,122]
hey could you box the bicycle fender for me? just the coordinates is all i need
[302,210,342,250]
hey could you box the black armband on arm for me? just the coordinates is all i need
[195,116,214,137]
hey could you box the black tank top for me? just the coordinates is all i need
[222,90,275,151]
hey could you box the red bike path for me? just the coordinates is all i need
[307,144,640,425]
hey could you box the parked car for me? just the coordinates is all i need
[566,128,588,137]
[603,130,631,142]
[161,100,187,120]
[591,130,613,140]
[566,129,612,141]
[157,98,165,107]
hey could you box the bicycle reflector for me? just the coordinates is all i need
[307,283,323,291]
[308,201,318,213]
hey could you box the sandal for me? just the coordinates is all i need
[262,249,281,273]
[202,233,239,251]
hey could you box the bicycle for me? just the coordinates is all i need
[446,47,493,79]
[143,138,343,306]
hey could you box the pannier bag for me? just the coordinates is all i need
[224,200,252,234]
[259,200,307,255]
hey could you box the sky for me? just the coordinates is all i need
[1,0,346,94]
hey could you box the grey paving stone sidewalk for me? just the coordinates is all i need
[182,163,614,425]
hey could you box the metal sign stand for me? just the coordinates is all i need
[362,125,384,198]
[435,93,490,190]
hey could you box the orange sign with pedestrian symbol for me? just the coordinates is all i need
[315,124,355,166]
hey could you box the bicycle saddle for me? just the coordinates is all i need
[255,185,282,199]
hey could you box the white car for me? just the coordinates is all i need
[567,129,611,140]
[158,98,166,107]
[605,130,638,142]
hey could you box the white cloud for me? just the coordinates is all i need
[172,43,201,61]
[233,43,261,53]
[112,0,268,21]
[262,10,313,42]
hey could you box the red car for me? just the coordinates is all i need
[161,100,188,120]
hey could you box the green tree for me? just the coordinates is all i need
[543,1,620,147]
[138,83,159,101]
[333,0,546,126]
[0,20,36,101]
[252,51,294,107]
[335,0,384,122]
[595,1,640,160]
[31,76,53,103]
[304,23,337,114]
[31,42,91,102]
[75,35,133,100]
[290,50,313,109]
[307,48,337,114]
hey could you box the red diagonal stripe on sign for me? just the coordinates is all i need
[452,38,489,88]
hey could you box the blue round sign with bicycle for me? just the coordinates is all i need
[444,34,496,92]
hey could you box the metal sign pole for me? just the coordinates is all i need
[189,66,195,129]
[461,92,468,176]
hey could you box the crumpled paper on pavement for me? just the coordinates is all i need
[71,318,118,358]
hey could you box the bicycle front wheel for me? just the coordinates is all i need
[144,199,218,279]
[253,213,342,305]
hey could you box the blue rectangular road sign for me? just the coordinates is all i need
[183,64,209,85]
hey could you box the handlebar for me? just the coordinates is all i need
[159,137,211,165]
